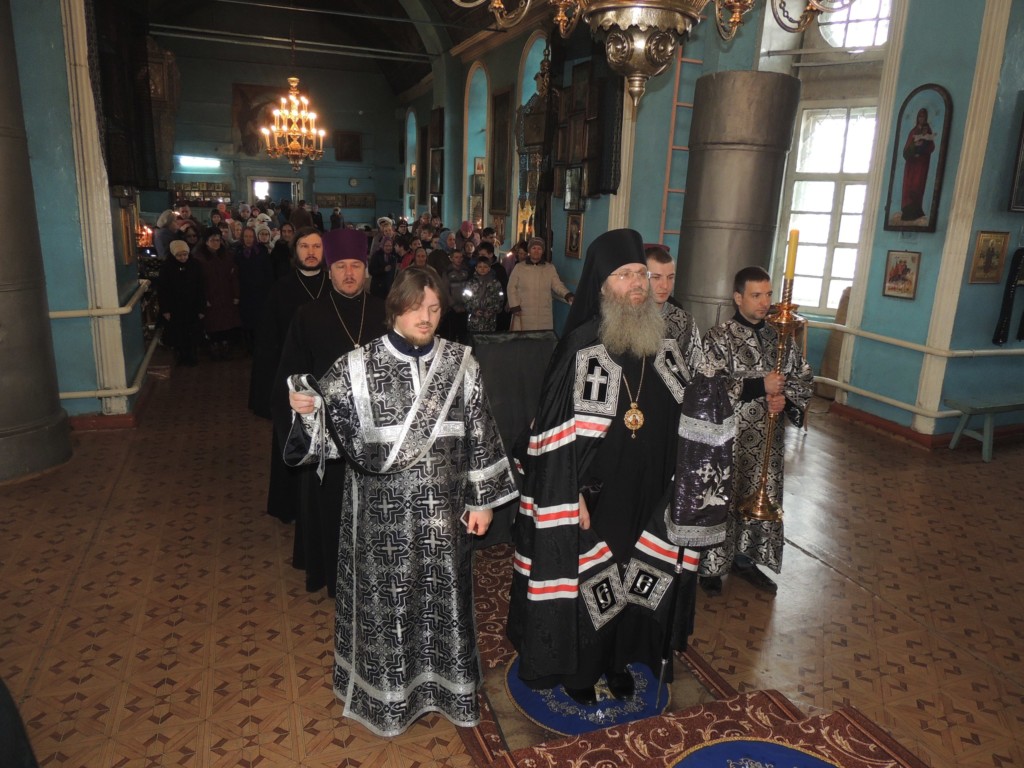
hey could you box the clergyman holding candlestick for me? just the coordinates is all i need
[697,257,813,597]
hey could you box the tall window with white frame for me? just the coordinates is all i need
[773,0,890,314]
[781,105,878,314]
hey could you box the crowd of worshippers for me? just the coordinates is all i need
[153,196,576,363]
[234,215,813,738]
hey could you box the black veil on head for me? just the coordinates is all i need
[562,228,646,338]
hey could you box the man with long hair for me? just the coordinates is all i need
[284,267,517,737]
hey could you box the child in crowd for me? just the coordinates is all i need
[462,253,505,334]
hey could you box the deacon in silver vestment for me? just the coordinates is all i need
[285,267,518,737]
[645,245,705,373]
[698,266,813,596]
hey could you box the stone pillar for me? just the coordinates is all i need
[0,0,71,482]
[675,70,801,332]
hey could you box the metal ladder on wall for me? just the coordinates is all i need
[658,48,703,255]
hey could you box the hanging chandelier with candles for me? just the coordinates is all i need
[451,0,855,105]
[260,77,326,172]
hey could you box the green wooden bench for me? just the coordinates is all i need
[944,397,1024,462]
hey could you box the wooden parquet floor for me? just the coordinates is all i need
[1,353,1022,766]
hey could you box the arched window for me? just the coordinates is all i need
[819,0,890,48]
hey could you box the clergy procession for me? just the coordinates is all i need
[228,207,813,738]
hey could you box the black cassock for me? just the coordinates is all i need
[250,268,330,522]
[507,317,725,688]
[272,289,386,596]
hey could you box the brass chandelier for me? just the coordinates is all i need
[260,76,326,172]
[452,0,855,104]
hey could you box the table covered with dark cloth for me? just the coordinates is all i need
[469,330,559,547]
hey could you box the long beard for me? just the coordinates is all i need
[599,291,665,357]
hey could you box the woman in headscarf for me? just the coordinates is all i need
[233,225,274,352]
[196,226,241,359]
[153,209,181,259]
[454,220,476,253]
[440,229,457,254]
[159,239,205,366]
[179,221,201,257]
[368,236,398,298]
[227,218,244,245]
[506,237,574,331]
[270,222,296,279]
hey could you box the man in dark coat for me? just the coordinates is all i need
[272,229,386,596]
[250,226,329,522]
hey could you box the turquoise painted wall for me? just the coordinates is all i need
[465,67,489,221]
[847,0,1015,430]
[168,40,403,224]
[13,1,148,416]
[939,0,1024,429]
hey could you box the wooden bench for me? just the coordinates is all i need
[944,397,1024,462]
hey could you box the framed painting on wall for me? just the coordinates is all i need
[429,148,444,195]
[564,166,583,212]
[491,214,506,245]
[315,193,344,209]
[969,230,1009,283]
[882,250,921,299]
[344,193,376,209]
[568,113,585,164]
[883,84,952,233]
[571,61,591,114]
[429,107,444,148]
[468,195,484,229]
[566,213,583,259]
[490,89,512,214]
[334,131,362,163]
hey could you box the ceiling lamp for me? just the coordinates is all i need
[452,0,854,105]
[260,77,326,172]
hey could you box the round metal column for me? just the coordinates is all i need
[675,70,801,332]
[0,0,71,482]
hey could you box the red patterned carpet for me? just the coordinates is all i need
[471,545,928,768]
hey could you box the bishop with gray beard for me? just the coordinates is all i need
[508,229,710,707]
[598,278,666,358]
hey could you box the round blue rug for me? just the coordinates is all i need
[504,656,670,737]
[674,738,840,767]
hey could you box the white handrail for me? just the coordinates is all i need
[59,329,162,400]
[812,376,961,419]
[49,279,150,319]
[807,320,1021,420]
[805,319,1024,358]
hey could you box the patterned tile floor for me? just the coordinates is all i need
[1,354,1021,767]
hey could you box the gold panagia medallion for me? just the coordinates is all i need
[623,403,644,438]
